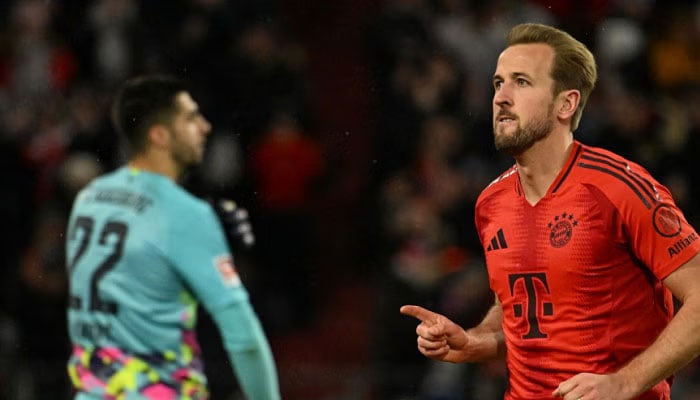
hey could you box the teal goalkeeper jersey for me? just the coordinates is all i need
[66,167,248,398]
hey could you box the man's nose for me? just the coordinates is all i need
[200,118,212,135]
[493,86,513,107]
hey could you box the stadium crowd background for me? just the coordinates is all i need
[1,0,700,399]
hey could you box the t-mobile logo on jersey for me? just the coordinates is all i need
[508,273,552,339]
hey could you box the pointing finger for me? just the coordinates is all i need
[400,305,439,326]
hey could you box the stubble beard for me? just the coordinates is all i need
[493,106,554,156]
[173,145,203,170]
[171,132,205,171]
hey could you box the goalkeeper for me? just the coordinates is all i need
[65,74,280,399]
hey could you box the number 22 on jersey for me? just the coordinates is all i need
[68,216,128,315]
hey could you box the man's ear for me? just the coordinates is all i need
[147,124,171,149]
[558,89,581,120]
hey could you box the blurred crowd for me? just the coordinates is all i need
[1,0,700,399]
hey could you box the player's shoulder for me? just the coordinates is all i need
[72,168,124,204]
[159,181,213,221]
[574,143,657,187]
[574,142,663,207]
[476,163,518,207]
[82,167,122,188]
[83,168,211,215]
[575,143,652,178]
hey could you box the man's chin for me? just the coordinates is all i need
[494,137,530,156]
[495,144,524,157]
[192,152,205,164]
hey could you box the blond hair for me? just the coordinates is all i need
[507,23,597,131]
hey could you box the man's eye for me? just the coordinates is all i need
[517,79,528,86]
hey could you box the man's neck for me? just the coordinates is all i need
[127,152,180,182]
[515,131,574,206]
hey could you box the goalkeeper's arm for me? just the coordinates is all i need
[210,300,281,400]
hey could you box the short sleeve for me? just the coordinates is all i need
[614,168,700,280]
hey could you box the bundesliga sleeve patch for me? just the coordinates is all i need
[213,255,241,287]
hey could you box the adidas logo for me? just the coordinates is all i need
[487,228,508,251]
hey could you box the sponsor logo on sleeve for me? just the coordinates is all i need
[214,255,241,287]
[668,232,698,258]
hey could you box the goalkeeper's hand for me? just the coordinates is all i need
[211,198,255,249]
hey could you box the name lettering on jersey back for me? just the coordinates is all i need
[509,273,552,339]
[84,189,153,213]
[668,232,698,258]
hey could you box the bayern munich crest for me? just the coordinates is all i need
[548,212,578,248]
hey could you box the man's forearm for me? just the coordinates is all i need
[464,302,506,362]
[614,293,700,397]
[213,301,281,400]
[230,337,281,400]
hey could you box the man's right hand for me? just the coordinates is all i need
[400,305,470,363]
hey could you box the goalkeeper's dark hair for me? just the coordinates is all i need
[111,75,189,155]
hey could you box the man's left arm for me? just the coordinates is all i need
[211,301,281,400]
[554,252,700,400]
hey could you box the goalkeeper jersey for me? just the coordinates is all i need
[475,141,700,400]
[66,166,248,398]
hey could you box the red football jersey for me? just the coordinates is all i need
[475,141,700,400]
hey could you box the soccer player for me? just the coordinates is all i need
[401,23,700,400]
[65,75,281,399]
